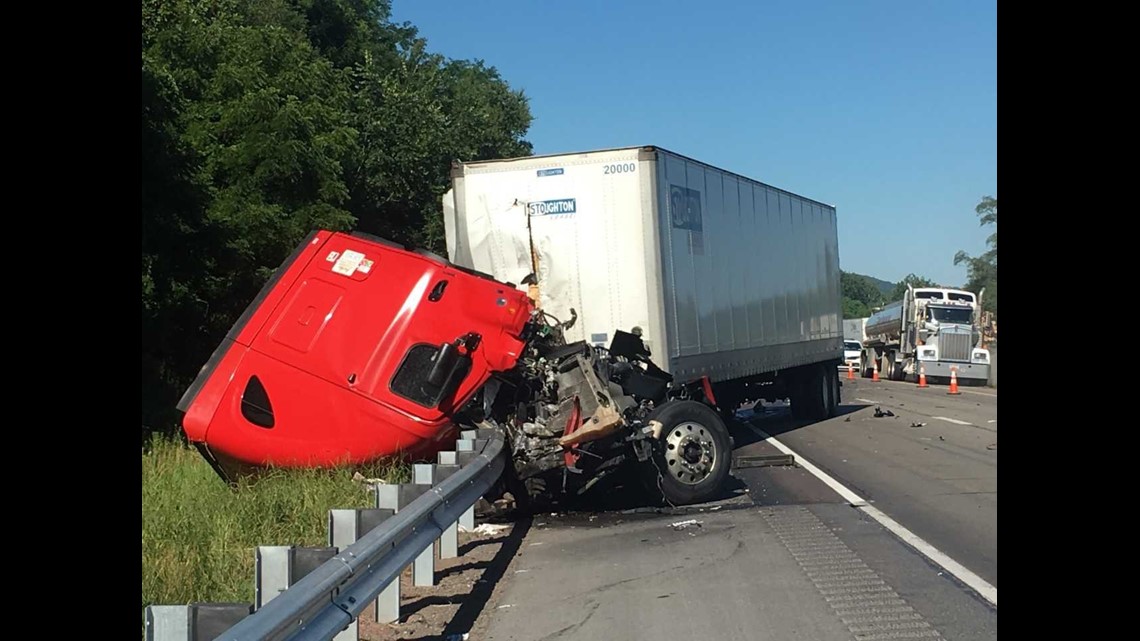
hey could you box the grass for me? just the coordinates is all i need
[141,434,408,610]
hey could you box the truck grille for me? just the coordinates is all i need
[940,331,972,362]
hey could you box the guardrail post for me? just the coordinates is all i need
[145,604,254,641]
[411,464,438,586]
[436,451,461,558]
[255,546,292,609]
[456,439,477,531]
[256,546,338,608]
[189,604,254,641]
[145,605,187,641]
[375,484,403,623]
[329,508,396,640]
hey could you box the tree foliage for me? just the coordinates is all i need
[141,0,533,435]
[888,273,938,302]
[954,196,997,315]
[841,271,884,318]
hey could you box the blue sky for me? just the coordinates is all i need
[392,0,996,287]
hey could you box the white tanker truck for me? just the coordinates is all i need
[861,286,990,385]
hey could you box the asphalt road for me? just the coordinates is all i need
[474,376,998,640]
[757,374,998,587]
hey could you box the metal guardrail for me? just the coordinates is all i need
[145,428,506,641]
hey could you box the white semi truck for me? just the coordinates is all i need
[861,286,990,385]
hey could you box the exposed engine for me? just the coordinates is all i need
[460,308,685,508]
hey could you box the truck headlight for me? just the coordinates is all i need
[971,350,989,363]
[918,348,937,361]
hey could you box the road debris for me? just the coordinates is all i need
[351,471,389,492]
[910,422,927,428]
[670,519,703,531]
[938,435,945,441]
[874,406,895,417]
[986,443,997,450]
[733,454,795,469]
[844,417,852,422]
[461,523,510,537]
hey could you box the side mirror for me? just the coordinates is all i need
[428,342,462,387]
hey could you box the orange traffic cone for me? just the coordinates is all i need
[947,367,960,395]
[918,364,928,388]
[872,361,880,382]
[847,363,855,380]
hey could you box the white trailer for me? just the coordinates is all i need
[443,145,844,420]
[843,318,867,342]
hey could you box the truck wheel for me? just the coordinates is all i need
[642,401,732,506]
[791,366,829,421]
[827,367,840,417]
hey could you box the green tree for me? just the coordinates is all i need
[842,298,873,319]
[345,47,533,251]
[841,271,884,317]
[141,53,219,439]
[954,196,997,315]
[840,271,886,318]
[140,0,534,435]
[889,273,938,302]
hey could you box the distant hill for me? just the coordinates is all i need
[849,273,895,297]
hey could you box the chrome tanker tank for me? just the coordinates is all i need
[864,300,904,342]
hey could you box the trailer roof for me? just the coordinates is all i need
[453,145,837,211]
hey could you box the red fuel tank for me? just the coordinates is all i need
[177,230,533,481]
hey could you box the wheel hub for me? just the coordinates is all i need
[664,421,719,485]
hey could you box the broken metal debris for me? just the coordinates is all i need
[732,454,795,469]
[670,519,703,531]
[874,406,895,418]
[910,422,927,428]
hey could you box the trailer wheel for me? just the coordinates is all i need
[827,367,840,417]
[791,365,830,421]
[642,401,732,506]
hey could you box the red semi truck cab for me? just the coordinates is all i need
[177,230,534,482]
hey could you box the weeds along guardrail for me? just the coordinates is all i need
[145,428,505,641]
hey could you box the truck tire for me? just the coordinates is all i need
[827,366,840,417]
[791,365,829,421]
[642,401,732,506]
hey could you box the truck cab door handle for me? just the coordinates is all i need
[428,280,448,302]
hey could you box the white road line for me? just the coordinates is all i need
[987,420,997,424]
[855,398,878,404]
[932,416,974,426]
[745,423,997,607]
